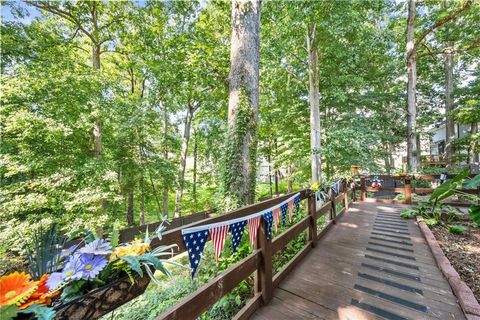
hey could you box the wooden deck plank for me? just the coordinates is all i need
[249,202,466,320]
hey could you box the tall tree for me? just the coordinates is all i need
[222,0,262,209]
[307,23,322,183]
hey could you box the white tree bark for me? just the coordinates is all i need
[307,24,322,183]
[406,0,419,171]
[174,103,194,218]
[444,44,455,162]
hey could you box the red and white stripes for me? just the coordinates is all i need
[248,216,261,249]
[209,225,229,263]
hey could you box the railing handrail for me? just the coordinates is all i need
[359,174,479,206]
[157,183,355,319]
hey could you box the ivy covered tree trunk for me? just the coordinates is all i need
[406,0,419,171]
[161,99,169,217]
[222,0,262,210]
[307,24,322,183]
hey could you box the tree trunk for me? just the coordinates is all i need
[222,0,262,210]
[444,44,455,163]
[92,44,102,160]
[174,104,194,218]
[388,142,395,172]
[406,0,419,171]
[416,133,422,166]
[126,189,134,226]
[267,150,273,197]
[471,123,479,163]
[161,99,169,217]
[307,24,322,183]
[139,174,145,225]
[287,163,293,193]
[192,130,198,205]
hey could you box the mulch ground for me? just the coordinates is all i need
[431,223,480,302]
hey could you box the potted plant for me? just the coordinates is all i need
[0,224,182,320]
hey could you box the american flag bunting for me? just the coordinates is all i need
[182,230,209,277]
[273,207,280,234]
[280,203,288,226]
[262,211,273,240]
[248,216,261,249]
[209,225,229,263]
[229,220,247,253]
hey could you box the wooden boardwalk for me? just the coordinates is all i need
[250,202,465,320]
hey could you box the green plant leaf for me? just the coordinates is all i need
[448,225,465,234]
[21,304,56,320]
[0,305,20,319]
[60,280,87,302]
[469,204,480,225]
[140,253,162,270]
[463,174,480,189]
[120,256,143,277]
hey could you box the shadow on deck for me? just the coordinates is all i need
[250,202,465,320]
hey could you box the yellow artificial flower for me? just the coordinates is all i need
[110,240,149,261]
[311,182,321,191]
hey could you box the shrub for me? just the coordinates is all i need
[400,209,416,219]
[448,225,465,235]
[424,218,439,226]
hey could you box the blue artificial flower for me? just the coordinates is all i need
[47,253,84,290]
[79,238,112,255]
[46,271,64,290]
[60,242,81,259]
[78,253,108,280]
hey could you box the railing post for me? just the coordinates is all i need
[343,180,349,211]
[360,176,366,201]
[329,189,337,223]
[307,191,317,247]
[404,178,412,204]
[255,219,273,305]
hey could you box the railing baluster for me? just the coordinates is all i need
[360,176,366,201]
[307,193,317,247]
[404,177,412,204]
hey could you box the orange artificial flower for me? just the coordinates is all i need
[20,274,60,309]
[0,272,38,306]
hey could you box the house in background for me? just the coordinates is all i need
[391,120,479,171]
[427,121,476,165]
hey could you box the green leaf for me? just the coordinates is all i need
[0,305,20,320]
[139,253,162,270]
[60,280,87,302]
[120,256,143,277]
[109,225,120,250]
[448,225,465,234]
[463,175,480,189]
[469,204,480,225]
[21,304,55,320]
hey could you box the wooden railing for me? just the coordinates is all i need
[359,174,479,207]
[154,184,355,319]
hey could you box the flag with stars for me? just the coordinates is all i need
[262,211,273,240]
[272,207,280,235]
[210,225,229,263]
[288,200,294,222]
[183,230,209,278]
[248,216,261,248]
[229,220,247,253]
[280,203,288,226]
[294,194,300,214]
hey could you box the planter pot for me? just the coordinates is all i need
[54,274,151,320]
